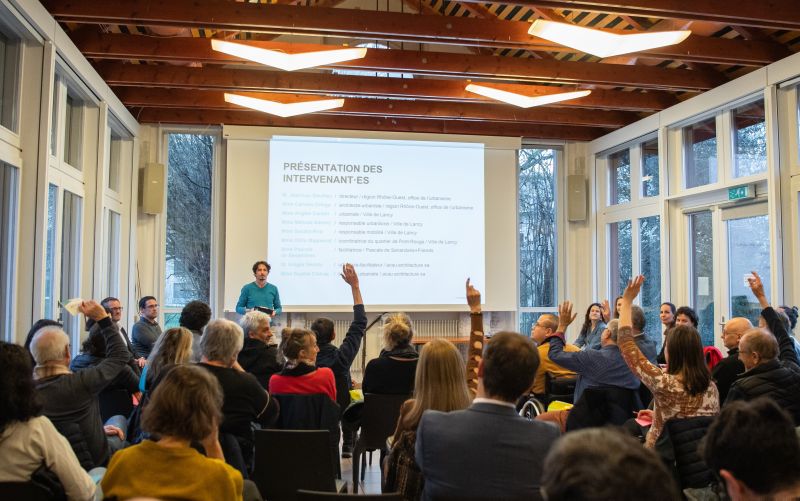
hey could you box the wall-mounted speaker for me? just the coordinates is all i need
[567,174,587,222]
[141,162,165,214]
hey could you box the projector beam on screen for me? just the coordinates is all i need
[267,136,486,306]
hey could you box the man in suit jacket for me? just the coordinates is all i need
[416,284,559,501]
[96,297,145,372]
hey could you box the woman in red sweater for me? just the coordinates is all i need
[269,328,336,402]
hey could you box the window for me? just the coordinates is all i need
[727,214,771,325]
[44,184,58,319]
[63,93,82,169]
[50,81,58,157]
[690,211,715,346]
[639,216,661,348]
[518,147,558,332]
[108,133,122,192]
[609,149,631,205]
[684,117,718,189]
[59,191,82,342]
[641,138,659,197]
[0,29,20,132]
[104,209,121,298]
[608,220,632,301]
[165,133,214,310]
[733,100,767,178]
[0,163,18,340]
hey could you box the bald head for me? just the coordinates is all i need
[531,314,558,344]
[30,327,70,366]
[722,317,753,350]
[739,328,778,371]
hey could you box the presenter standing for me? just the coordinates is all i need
[236,261,282,317]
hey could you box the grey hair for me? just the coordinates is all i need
[30,326,70,365]
[606,319,620,343]
[200,319,244,364]
[239,310,270,337]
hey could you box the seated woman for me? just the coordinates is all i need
[362,313,419,395]
[269,328,336,402]
[101,365,244,501]
[384,339,471,499]
[0,341,97,500]
[617,276,719,449]
[656,302,676,365]
[575,303,606,350]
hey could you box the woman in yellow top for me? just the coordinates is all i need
[101,365,244,501]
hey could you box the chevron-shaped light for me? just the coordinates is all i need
[465,84,591,108]
[224,93,344,118]
[528,19,691,58]
[211,40,367,71]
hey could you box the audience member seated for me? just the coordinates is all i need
[779,305,800,362]
[600,296,623,323]
[31,300,130,468]
[237,310,283,390]
[711,317,751,402]
[701,398,800,501]
[574,303,605,350]
[725,271,800,423]
[384,338,471,500]
[656,302,677,364]
[415,281,559,501]
[618,276,719,449]
[199,319,279,469]
[70,328,140,395]
[541,428,680,501]
[101,365,248,501]
[270,328,337,402]
[674,306,699,329]
[91,297,145,370]
[23,319,62,364]
[180,300,212,363]
[131,295,163,359]
[0,341,97,500]
[537,315,641,431]
[631,305,658,363]
[528,313,578,399]
[311,263,366,457]
[362,313,419,395]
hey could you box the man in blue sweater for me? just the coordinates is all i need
[236,260,282,316]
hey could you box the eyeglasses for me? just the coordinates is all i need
[109,307,123,312]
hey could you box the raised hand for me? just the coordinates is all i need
[466,278,481,314]
[80,300,110,322]
[557,301,577,332]
[601,299,611,323]
[747,271,769,309]
[340,263,359,287]
[622,275,645,303]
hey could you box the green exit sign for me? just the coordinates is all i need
[728,184,755,201]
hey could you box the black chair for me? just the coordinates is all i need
[219,432,249,479]
[544,373,577,405]
[253,430,344,501]
[660,416,716,490]
[0,482,56,501]
[352,393,409,493]
[565,386,643,432]
[297,490,402,500]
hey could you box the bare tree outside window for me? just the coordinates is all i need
[165,134,214,314]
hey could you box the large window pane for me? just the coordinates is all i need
[63,93,82,169]
[639,216,662,348]
[609,149,630,205]
[690,211,715,346]
[609,220,632,301]
[104,209,121,298]
[684,118,718,189]
[733,100,767,178]
[518,148,557,308]
[165,134,214,309]
[0,30,20,132]
[60,191,82,344]
[727,214,771,325]
[44,184,58,319]
[0,163,18,341]
[641,138,659,197]
[50,82,57,157]
[108,133,122,192]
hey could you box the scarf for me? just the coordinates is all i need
[33,364,71,380]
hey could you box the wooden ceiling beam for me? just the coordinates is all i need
[113,87,639,127]
[75,32,725,91]
[42,0,789,65]
[96,62,680,111]
[134,107,610,141]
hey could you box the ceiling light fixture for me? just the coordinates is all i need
[224,93,345,118]
[528,19,691,58]
[465,84,591,108]
[211,39,367,71]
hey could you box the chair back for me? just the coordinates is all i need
[544,373,577,405]
[272,393,342,477]
[0,482,56,501]
[219,432,249,479]
[565,385,643,431]
[663,416,715,489]
[297,490,402,500]
[358,393,409,450]
[254,430,338,501]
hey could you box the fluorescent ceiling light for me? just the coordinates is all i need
[465,84,591,108]
[224,93,345,118]
[528,19,691,58]
[211,39,367,71]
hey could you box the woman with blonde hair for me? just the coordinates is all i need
[142,327,194,392]
[384,339,471,499]
[362,313,419,395]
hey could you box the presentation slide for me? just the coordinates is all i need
[267,136,485,306]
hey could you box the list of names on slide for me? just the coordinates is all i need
[268,137,485,305]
